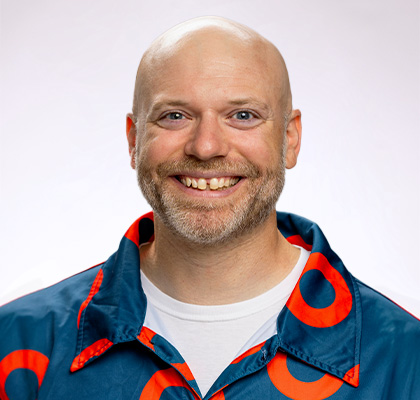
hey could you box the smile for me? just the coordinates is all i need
[177,175,241,191]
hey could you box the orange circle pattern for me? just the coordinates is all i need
[267,352,344,399]
[139,368,199,400]
[0,349,49,400]
[286,252,353,328]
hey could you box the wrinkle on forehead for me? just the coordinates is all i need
[132,17,292,121]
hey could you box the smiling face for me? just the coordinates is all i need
[129,20,301,245]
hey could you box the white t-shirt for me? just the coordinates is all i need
[141,246,310,397]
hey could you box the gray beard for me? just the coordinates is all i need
[135,147,286,247]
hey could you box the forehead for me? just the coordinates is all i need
[138,31,283,111]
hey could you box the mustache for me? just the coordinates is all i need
[154,158,262,178]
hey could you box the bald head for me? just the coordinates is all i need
[132,17,292,121]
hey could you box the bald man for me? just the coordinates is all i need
[1,17,419,400]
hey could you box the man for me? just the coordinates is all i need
[0,16,419,400]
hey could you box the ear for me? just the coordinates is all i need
[284,109,302,169]
[126,113,137,169]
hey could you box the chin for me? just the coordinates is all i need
[166,211,240,245]
[156,198,274,247]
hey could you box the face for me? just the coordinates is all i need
[131,33,299,245]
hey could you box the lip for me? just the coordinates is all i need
[169,176,246,198]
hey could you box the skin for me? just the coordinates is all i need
[126,17,303,305]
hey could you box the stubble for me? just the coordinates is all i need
[135,147,286,246]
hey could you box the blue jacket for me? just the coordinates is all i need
[1,212,419,399]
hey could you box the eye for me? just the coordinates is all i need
[156,111,189,130]
[228,109,262,129]
[233,111,253,120]
[166,112,184,120]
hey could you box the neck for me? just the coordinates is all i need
[139,210,300,305]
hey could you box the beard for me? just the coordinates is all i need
[136,148,286,247]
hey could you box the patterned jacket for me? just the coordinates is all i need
[1,212,419,399]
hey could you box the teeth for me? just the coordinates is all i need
[209,178,219,190]
[179,176,240,190]
[197,178,207,190]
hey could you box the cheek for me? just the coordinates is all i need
[139,130,186,166]
[233,133,283,169]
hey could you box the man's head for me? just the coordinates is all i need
[127,17,302,245]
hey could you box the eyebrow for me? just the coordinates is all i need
[227,98,271,113]
[148,100,190,116]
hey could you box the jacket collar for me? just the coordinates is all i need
[72,212,361,386]
[275,213,361,386]
[71,212,154,372]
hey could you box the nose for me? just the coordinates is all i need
[184,112,229,160]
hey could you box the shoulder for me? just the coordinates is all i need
[355,278,420,330]
[353,278,420,397]
[355,278,420,360]
[0,265,102,320]
[0,265,102,359]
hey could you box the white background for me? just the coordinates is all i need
[1,0,419,317]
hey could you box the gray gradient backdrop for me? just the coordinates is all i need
[1,0,419,317]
